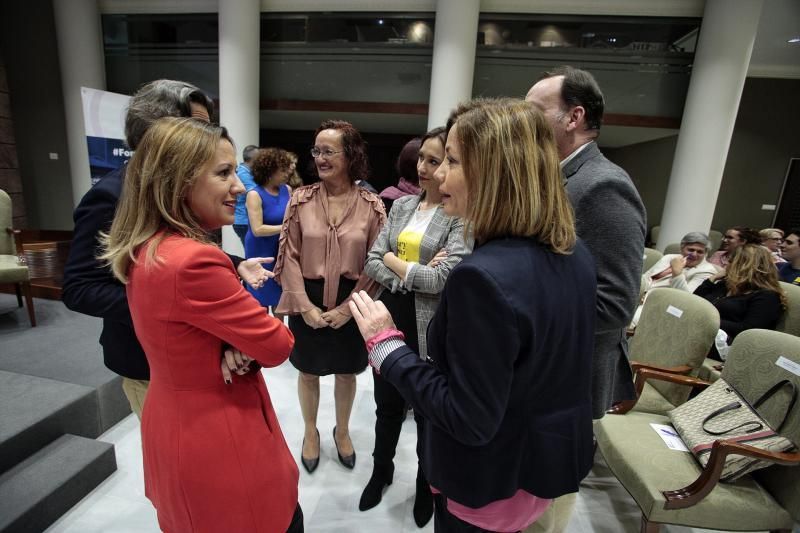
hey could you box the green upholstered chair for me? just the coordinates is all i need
[642,247,663,274]
[649,225,660,248]
[663,242,681,255]
[613,288,719,416]
[708,229,724,254]
[698,281,800,383]
[0,189,35,326]
[596,329,800,533]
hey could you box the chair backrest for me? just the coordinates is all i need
[630,288,720,406]
[723,329,800,522]
[650,225,660,247]
[0,189,15,256]
[708,229,723,254]
[776,282,800,337]
[642,247,663,273]
[663,242,681,255]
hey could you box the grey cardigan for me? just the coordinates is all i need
[364,194,473,359]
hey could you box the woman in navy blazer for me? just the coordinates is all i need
[350,99,596,532]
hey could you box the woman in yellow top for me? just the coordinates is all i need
[361,127,473,526]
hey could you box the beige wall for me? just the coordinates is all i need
[606,77,800,238]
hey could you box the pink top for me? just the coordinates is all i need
[709,250,729,269]
[274,183,386,315]
[431,486,551,532]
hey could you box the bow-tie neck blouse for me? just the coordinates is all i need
[274,183,386,314]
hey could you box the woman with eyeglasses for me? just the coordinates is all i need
[274,120,386,474]
[759,227,787,264]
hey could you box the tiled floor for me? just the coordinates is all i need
[43,360,777,533]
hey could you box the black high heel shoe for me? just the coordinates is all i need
[300,428,320,474]
[333,426,356,469]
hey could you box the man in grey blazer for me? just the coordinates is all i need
[527,67,647,421]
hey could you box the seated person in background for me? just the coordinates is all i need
[630,232,718,328]
[778,229,800,285]
[694,244,786,360]
[760,227,786,263]
[709,226,761,269]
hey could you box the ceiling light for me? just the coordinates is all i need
[788,37,800,43]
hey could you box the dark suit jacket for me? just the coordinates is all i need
[62,167,149,379]
[563,142,646,418]
[380,236,596,507]
[62,166,243,380]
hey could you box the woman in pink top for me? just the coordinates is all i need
[274,120,386,474]
[709,226,760,269]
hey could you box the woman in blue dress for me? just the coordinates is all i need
[245,148,294,312]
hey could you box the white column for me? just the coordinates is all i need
[218,0,260,255]
[427,0,480,130]
[53,0,106,208]
[656,0,763,250]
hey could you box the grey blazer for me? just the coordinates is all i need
[364,194,473,359]
[563,141,647,418]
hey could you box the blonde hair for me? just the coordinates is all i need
[725,244,787,308]
[100,117,233,283]
[450,98,575,253]
[759,228,784,241]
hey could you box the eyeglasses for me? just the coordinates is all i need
[310,147,344,159]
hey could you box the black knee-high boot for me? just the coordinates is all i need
[413,466,433,527]
[359,462,394,511]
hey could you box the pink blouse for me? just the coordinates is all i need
[274,183,386,315]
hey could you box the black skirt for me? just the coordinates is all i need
[288,278,367,376]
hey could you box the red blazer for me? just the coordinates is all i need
[127,234,298,533]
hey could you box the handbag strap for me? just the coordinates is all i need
[751,379,798,432]
[702,401,764,436]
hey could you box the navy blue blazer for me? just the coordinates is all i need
[63,166,242,380]
[380,236,597,507]
[63,167,149,379]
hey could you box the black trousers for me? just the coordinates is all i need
[371,288,421,471]
[285,503,304,533]
[433,494,520,533]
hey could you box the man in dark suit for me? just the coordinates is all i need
[63,79,268,418]
[527,66,646,421]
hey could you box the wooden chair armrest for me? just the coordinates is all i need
[663,440,800,510]
[631,361,693,375]
[608,369,711,415]
[5,227,25,256]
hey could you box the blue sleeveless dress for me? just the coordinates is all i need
[244,184,290,307]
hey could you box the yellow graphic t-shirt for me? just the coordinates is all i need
[396,207,437,263]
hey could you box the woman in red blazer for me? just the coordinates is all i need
[101,117,302,533]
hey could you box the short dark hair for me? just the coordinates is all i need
[789,228,800,239]
[124,79,215,150]
[242,145,260,163]
[313,120,370,182]
[731,226,761,245]
[395,137,422,185]
[542,66,604,131]
[252,148,293,187]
